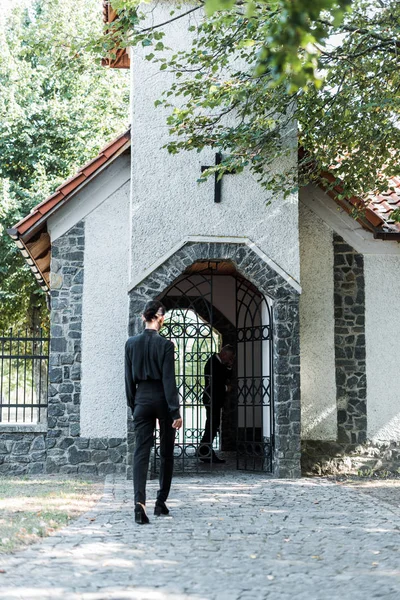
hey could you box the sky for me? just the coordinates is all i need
[0,0,29,9]
[0,0,31,19]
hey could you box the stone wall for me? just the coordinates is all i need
[273,299,301,477]
[0,430,46,475]
[47,220,127,475]
[333,234,367,444]
[302,439,400,476]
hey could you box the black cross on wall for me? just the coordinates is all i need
[201,152,236,203]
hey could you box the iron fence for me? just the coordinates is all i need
[0,328,49,424]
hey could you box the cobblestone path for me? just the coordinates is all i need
[0,474,399,600]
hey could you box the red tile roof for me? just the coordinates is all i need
[7,129,131,292]
[366,177,400,236]
[320,169,400,240]
[10,129,131,238]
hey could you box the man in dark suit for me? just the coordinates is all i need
[198,345,235,463]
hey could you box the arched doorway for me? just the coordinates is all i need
[127,240,301,478]
[153,260,273,473]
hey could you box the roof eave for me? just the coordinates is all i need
[6,230,50,294]
[12,139,130,242]
[373,230,400,241]
[8,131,130,294]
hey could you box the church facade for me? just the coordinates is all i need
[4,5,400,478]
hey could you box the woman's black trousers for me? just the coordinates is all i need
[132,381,176,505]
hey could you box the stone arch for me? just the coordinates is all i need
[128,241,300,478]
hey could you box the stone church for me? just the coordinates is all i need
[5,3,400,478]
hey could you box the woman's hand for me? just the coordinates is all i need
[172,418,182,429]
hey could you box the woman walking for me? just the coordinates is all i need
[125,300,182,524]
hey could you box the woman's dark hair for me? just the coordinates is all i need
[221,344,235,355]
[142,300,166,322]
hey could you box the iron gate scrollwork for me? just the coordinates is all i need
[236,278,273,472]
[156,270,220,473]
[151,261,273,474]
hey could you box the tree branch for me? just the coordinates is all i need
[138,5,203,34]
[318,18,400,49]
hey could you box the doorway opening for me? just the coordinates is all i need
[152,260,273,474]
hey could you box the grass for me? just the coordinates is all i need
[0,474,104,554]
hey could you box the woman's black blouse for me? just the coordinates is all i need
[124,329,181,420]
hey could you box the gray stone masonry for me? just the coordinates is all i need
[0,433,46,475]
[302,439,400,476]
[333,234,367,443]
[47,220,126,475]
[129,241,301,478]
[0,473,400,599]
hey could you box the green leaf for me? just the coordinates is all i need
[0,0,128,329]
[204,0,236,17]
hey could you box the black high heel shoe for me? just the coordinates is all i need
[154,501,169,516]
[135,502,150,524]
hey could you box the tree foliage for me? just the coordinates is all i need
[0,0,129,330]
[204,0,352,89]
[105,0,399,203]
[109,0,352,89]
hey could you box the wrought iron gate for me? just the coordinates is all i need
[152,261,273,474]
[236,278,273,472]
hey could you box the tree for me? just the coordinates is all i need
[104,0,399,203]
[109,0,352,89]
[0,0,129,331]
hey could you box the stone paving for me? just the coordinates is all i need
[0,473,399,600]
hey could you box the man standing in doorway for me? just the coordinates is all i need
[198,345,235,464]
